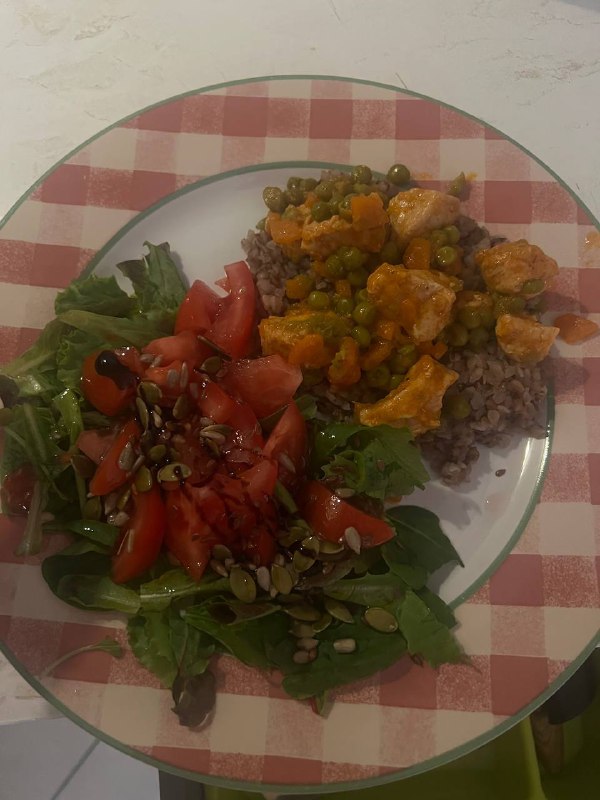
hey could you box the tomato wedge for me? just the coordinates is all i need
[175,280,221,334]
[203,261,256,359]
[143,359,184,399]
[0,465,36,515]
[143,330,203,368]
[81,350,137,416]
[165,487,216,581]
[240,459,278,505]
[300,481,394,547]
[89,419,141,496]
[112,483,166,584]
[221,355,302,419]
[197,381,236,424]
[263,402,307,487]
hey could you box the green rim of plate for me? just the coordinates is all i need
[1,74,598,796]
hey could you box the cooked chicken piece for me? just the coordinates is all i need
[367,263,461,342]
[475,240,559,296]
[387,188,460,247]
[301,193,388,259]
[259,311,350,359]
[495,314,559,363]
[355,355,458,435]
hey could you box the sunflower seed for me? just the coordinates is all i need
[293,550,315,573]
[135,397,149,429]
[269,585,278,599]
[212,544,232,561]
[363,607,398,633]
[277,452,296,474]
[333,638,356,654]
[134,466,153,493]
[324,597,354,624]
[148,444,167,463]
[291,622,315,638]
[273,553,286,567]
[256,566,271,592]
[229,567,257,603]
[151,354,163,368]
[344,526,361,554]
[293,650,311,665]
[152,410,163,428]
[335,487,355,498]
[224,557,235,568]
[312,612,333,633]
[246,562,257,571]
[210,559,229,578]
[297,637,319,651]
[180,361,189,390]
[108,510,130,528]
[201,356,223,375]
[166,369,179,389]
[157,462,192,483]
[189,382,199,399]
[271,563,294,595]
[199,416,214,427]
[200,429,226,444]
[284,603,321,622]
[139,381,162,405]
[173,394,190,420]
[140,353,154,365]
[117,441,135,471]
[116,486,132,511]
[103,492,118,515]
[131,454,145,475]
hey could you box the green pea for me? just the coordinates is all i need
[351,164,373,184]
[301,177,318,191]
[287,176,302,190]
[334,297,354,316]
[468,327,490,349]
[389,373,404,390]
[355,288,370,303]
[436,246,458,268]
[282,206,298,220]
[348,267,369,288]
[528,296,546,313]
[446,322,469,347]
[457,307,483,330]
[262,186,286,213]
[338,195,354,221]
[390,344,418,372]
[430,229,449,250]
[521,278,545,295]
[352,301,377,327]
[329,194,343,215]
[353,182,371,195]
[325,254,345,279]
[307,291,330,310]
[366,364,391,388]
[335,179,355,196]
[445,393,471,420]
[351,325,372,348]
[311,201,333,222]
[493,294,526,317]
[387,163,411,185]
[256,217,266,231]
[479,307,496,329]
[340,246,365,272]
[287,186,306,206]
[315,181,334,201]
[380,240,400,264]
[443,225,461,245]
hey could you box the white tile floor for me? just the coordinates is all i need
[0,717,160,800]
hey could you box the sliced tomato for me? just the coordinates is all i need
[175,280,221,334]
[89,419,141,496]
[188,484,228,531]
[240,459,278,505]
[203,261,256,359]
[300,481,394,548]
[112,483,166,584]
[244,526,277,567]
[142,330,203,368]
[170,430,218,486]
[143,359,184,399]
[76,428,116,466]
[224,401,264,452]
[81,350,137,417]
[221,355,302,419]
[164,487,216,581]
[263,402,307,487]
[197,380,236,424]
[0,465,36,515]
[113,346,145,377]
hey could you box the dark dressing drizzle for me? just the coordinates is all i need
[95,350,136,389]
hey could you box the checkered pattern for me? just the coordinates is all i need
[0,78,599,790]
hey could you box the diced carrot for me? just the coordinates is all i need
[328,337,361,386]
[311,260,329,278]
[268,214,303,246]
[350,193,388,230]
[360,339,394,371]
[335,279,352,299]
[374,319,398,341]
[403,238,432,270]
[555,314,599,344]
[285,274,314,300]
[417,341,448,359]
[288,334,333,368]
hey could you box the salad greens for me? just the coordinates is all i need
[0,240,467,722]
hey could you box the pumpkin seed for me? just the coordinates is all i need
[71,453,96,478]
[148,444,167,463]
[152,410,163,429]
[344,526,361,554]
[297,637,319,651]
[189,382,199,399]
[210,559,229,578]
[200,429,226,445]
[139,381,162,405]
[335,487,355,498]
[103,492,118,516]
[201,356,223,374]
[291,621,315,638]
[83,496,102,520]
[180,361,189,390]
[278,528,306,547]
[116,486,132,511]
[333,638,356,654]
[293,550,316,573]
[135,397,149,429]
[271,563,293,595]
[117,440,135,471]
[134,466,153,493]
[312,612,333,633]
[293,650,311,665]
[324,597,354,624]
[255,566,271,592]
[229,567,257,603]
[202,424,232,437]
[212,544,232,561]
[301,535,320,555]
[319,540,345,555]
[363,607,398,633]
[172,394,190,420]
[284,603,321,622]
[157,462,192,483]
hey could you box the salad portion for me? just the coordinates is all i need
[0,241,464,723]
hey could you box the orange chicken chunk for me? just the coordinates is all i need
[475,240,559,297]
[388,188,460,247]
[495,314,559,363]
